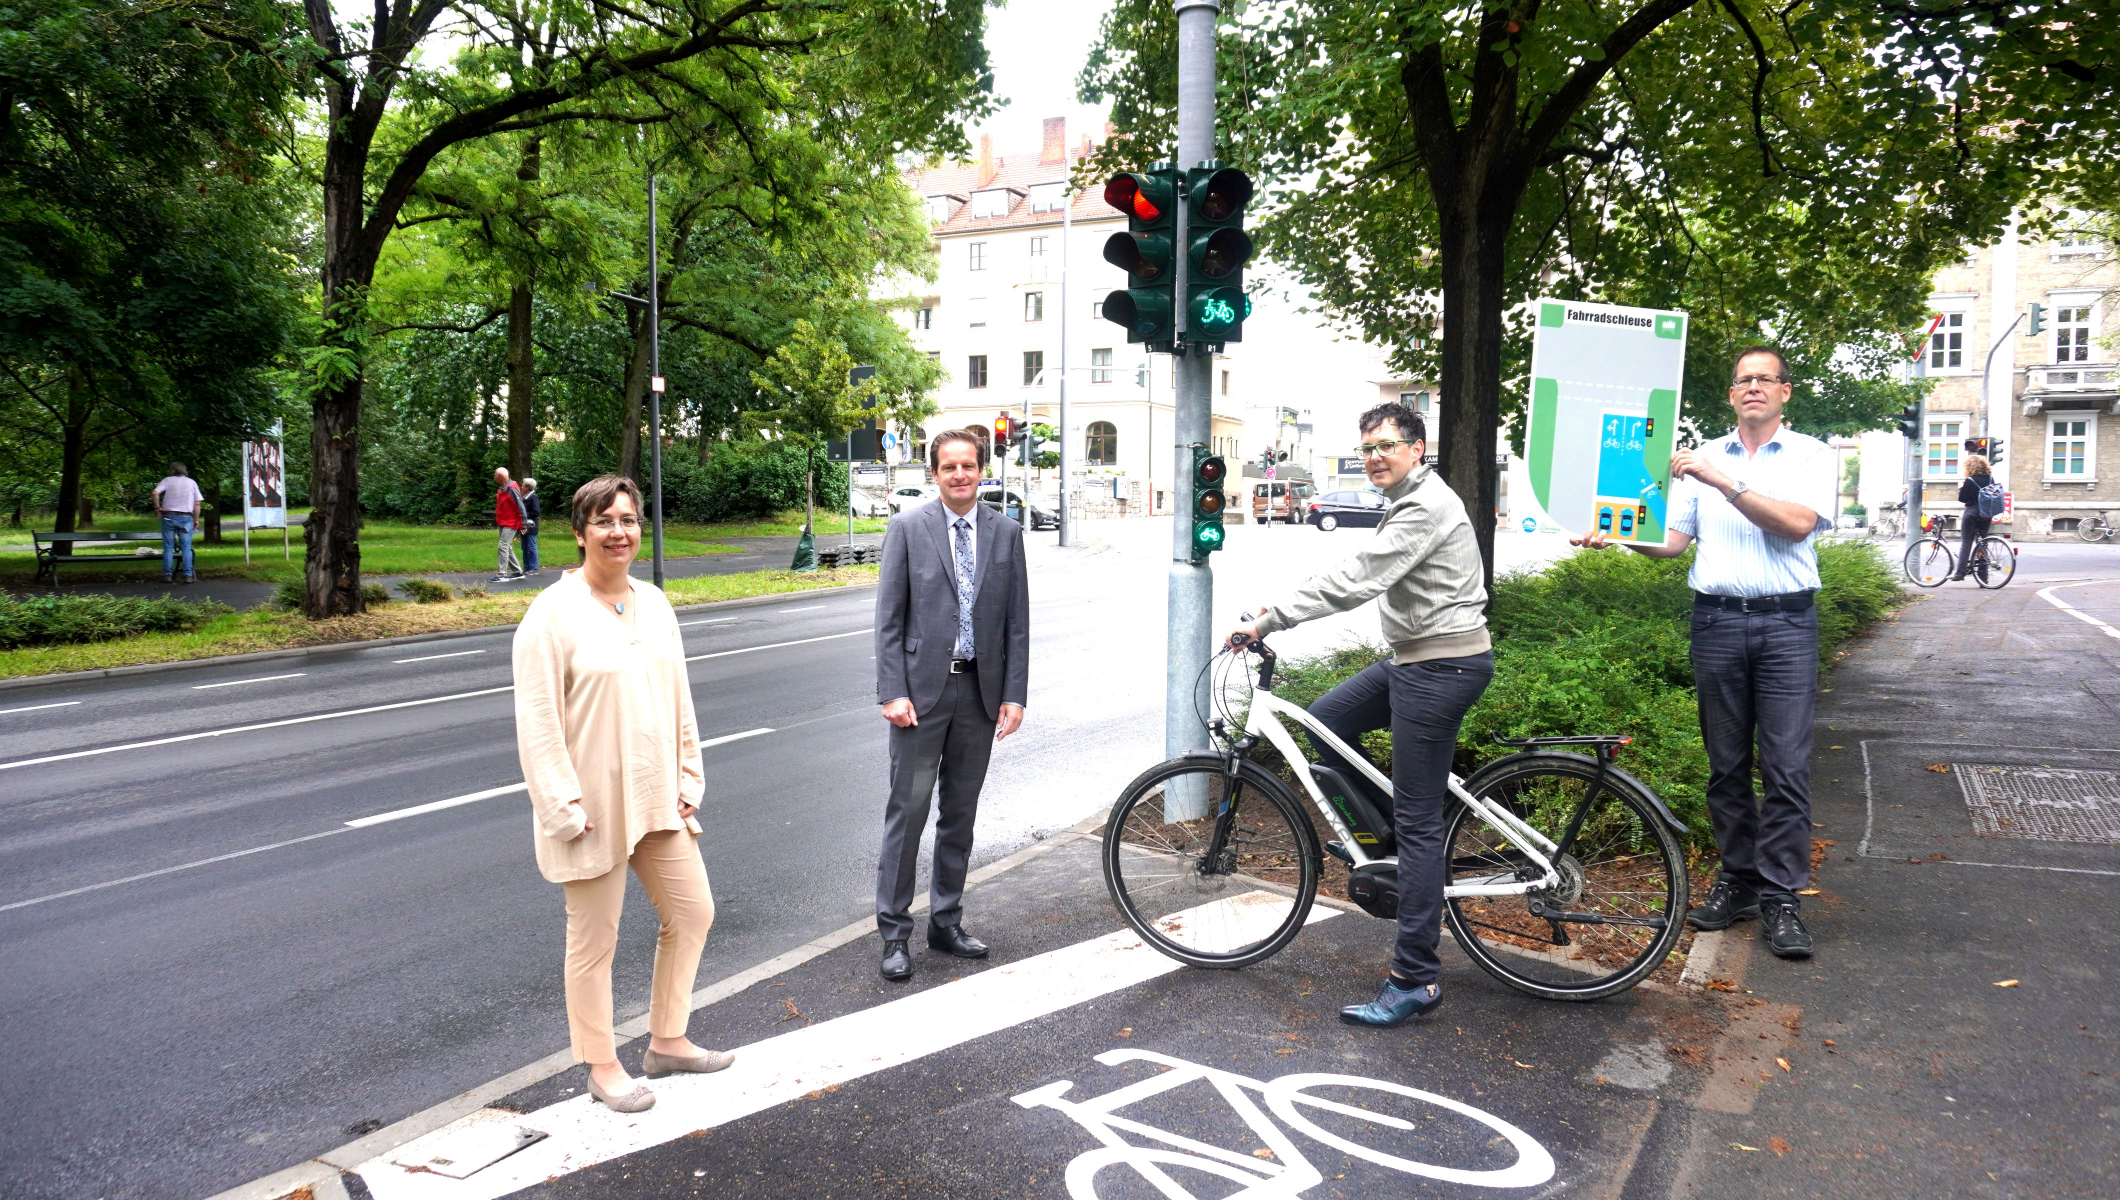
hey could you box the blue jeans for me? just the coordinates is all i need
[1689,604,1818,898]
[522,526,540,571]
[1309,653,1495,986]
[160,513,195,578]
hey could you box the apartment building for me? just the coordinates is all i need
[1918,218,2118,538]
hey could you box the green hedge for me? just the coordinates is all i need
[0,593,230,649]
[1260,540,1901,852]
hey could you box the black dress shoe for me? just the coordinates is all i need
[880,939,912,981]
[927,924,988,959]
[1685,878,1761,931]
[1761,900,1815,959]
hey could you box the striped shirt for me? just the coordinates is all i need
[1668,425,1836,598]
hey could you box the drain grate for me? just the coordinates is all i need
[1956,765,2120,844]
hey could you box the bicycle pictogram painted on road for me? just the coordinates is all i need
[1012,1048,1556,1198]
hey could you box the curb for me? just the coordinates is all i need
[0,581,878,696]
[211,810,1109,1200]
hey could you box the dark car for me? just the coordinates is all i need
[978,486,1058,531]
[1306,488,1387,531]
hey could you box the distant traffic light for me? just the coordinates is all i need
[1964,436,2003,464]
[1895,405,1921,440]
[2027,302,2047,337]
[1189,448,1227,560]
[1099,166,1178,350]
[994,412,1012,453]
[1182,164,1253,347]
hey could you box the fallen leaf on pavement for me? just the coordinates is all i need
[1252,1148,1275,1159]
[1823,1039,1838,1047]
[1798,888,1822,896]
[1995,979,2020,988]
[1768,1137,1791,1156]
[1116,1027,1133,1038]
[1829,746,1843,750]
[1925,763,1951,773]
[1513,1061,1535,1069]
[1776,1057,1792,1072]
[1732,1143,1761,1152]
[1704,978,1739,992]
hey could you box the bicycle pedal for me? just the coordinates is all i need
[1324,840,1354,865]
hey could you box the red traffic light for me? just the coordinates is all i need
[1197,456,1226,486]
[1103,175,1162,221]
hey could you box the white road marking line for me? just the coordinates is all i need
[0,686,515,772]
[394,650,487,664]
[2033,579,2120,641]
[346,783,527,828]
[354,893,1340,1199]
[0,829,348,914]
[192,672,306,690]
[0,700,80,715]
[777,604,826,613]
[678,618,739,627]
[702,727,773,747]
[685,628,871,662]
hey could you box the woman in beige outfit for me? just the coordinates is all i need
[513,475,731,1113]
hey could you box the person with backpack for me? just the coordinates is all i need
[1952,454,2003,580]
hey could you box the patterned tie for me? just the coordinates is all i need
[952,516,976,658]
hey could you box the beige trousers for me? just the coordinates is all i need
[560,829,714,1064]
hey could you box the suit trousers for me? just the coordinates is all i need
[1689,604,1818,899]
[560,829,715,1064]
[876,670,995,941]
[1309,654,1495,986]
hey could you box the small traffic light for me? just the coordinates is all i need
[2027,303,2047,337]
[1965,436,2003,464]
[1182,164,1253,346]
[1896,405,1921,440]
[994,412,1011,451]
[1189,447,1227,560]
[1100,166,1178,349]
[1259,447,1276,470]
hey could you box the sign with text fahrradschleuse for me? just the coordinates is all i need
[1521,298,1688,545]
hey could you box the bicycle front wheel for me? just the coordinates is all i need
[1903,537,1955,587]
[1102,758,1319,969]
[1975,536,2016,588]
[1444,753,1687,1001]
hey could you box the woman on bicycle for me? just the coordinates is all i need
[1224,401,1491,1028]
[1951,453,1994,580]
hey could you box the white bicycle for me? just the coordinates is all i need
[1013,1048,1556,1198]
[1100,629,1690,1001]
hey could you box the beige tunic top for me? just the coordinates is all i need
[512,570,704,883]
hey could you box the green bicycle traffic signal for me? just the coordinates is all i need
[1189,447,1227,561]
[1183,164,1253,347]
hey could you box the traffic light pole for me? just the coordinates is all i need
[1165,0,1218,811]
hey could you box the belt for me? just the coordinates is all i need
[1694,590,1815,613]
[949,658,977,674]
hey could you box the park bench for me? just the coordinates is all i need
[31,530,172,586]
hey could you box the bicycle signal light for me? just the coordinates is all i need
[1189,447,1227,560]
[1183,163,1254,346]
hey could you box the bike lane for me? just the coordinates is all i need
[339,835,1755,1200]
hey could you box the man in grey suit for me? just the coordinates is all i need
[874,428,1029,981]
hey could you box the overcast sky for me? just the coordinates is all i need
[965,0,1117,157]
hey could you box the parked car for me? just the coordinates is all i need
[847,490,893,517]
[1305,488,1387,531]
[978,486,1058,530]
[887,485,937,514]
[1251,480,1316,525]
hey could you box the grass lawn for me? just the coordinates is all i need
[0,564,879,679]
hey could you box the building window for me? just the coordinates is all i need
[967,355,987,389]
[2056,304,2094,363]
[2055,212,2102,259]
[969,190,1014,218]
[1029,235,1049,257]
[1398,389,1432,412]
[1028,184,1064,214]
[1220,370,1230,396]
[1086,421,1118,464]
[924,195,960,224]
[912,307,932,330]
[1023,350,1044,386]
[967,297,986,328]
[2049,416,2093,479]
[1024,292,1044,322]
[1929,312,1965,371]
[968,242,986,271]
[1925,416,1964,478]
[1091,348,1113,384]
[1092,300,1104,322]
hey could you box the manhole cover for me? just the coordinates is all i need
[1956,765,2120,844]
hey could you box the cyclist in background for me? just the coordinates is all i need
[1222,400,1491,1029]
[1951,453,1994,581]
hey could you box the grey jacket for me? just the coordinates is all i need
[1257,465,1490,662]
[875,499,1030,719]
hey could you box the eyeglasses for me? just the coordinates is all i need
[1357,439,1411,458]
[587,516,642,531]
[1730,374,1787,388]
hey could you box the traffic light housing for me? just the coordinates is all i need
[1965,436,2003,464]
[1189,447,1227,560]
[1099,165,1178,351]
[1182,164,1253,346]
[1896,405,1921,440]
[2028,303,2047,337]
[993,412,1012,457]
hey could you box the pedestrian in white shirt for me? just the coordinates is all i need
[1574,346,1836,961]
[151,463,205,584]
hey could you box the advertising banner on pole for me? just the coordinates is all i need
[1519,298,1688,543]
[243,423,288,529]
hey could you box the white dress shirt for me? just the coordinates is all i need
[1668,425,1836,598]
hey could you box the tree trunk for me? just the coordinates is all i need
[53,372,89,538]
[507,280,536,480]
[1432,201,1514,596]
[618,310,651,482]
[203,479,224,543]
[304,371,364,617]
[804,448,815,533]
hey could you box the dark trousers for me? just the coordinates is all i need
[1689,604,1819,899]
[1310,653,1494,986]
[876,670,996,941]
[1955,513,1990,575]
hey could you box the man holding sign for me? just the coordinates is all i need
[1574,347,1835,961]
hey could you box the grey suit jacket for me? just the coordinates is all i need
[875,499,1029,720]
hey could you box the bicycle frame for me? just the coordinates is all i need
[1238,685,1562,899]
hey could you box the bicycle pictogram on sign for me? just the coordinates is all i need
[1011,1048,1557,1198]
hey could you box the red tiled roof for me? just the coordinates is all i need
[905,152,1120,236]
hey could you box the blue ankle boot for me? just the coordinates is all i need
[1339,980,1442,1027]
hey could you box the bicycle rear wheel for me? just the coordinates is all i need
[1903,537,1955,587]
[1444,753,1687,1001]
[2079,515,2109,543]
[1975,536,2016,588]
[1102,758,1319,969]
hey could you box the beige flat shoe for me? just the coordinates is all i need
[641,1047,735,1077]
[586,1074,655,1113]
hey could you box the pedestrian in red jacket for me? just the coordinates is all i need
[494,467,528,581]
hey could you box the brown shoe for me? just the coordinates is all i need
[641,1047,735,1077]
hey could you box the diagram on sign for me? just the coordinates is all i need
[1520,299,1686,545]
